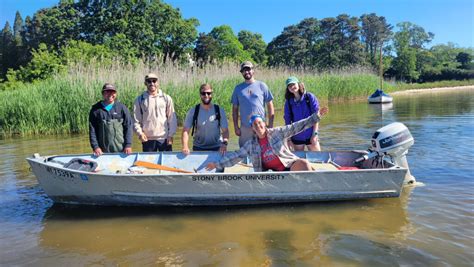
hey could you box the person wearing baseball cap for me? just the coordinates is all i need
[205,106,329,172]
[284,76,323,151]
[89,83,133,156]
[231,61,275,147]
[132,73,178,152]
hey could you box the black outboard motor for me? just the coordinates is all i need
[355,122,416,185]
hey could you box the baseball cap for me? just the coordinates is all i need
[145,73,159,81]
[286,76,299,86]
[240,61,254,71]
[102,83,116,92]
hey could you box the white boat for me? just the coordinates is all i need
[27,123,415,206]
[368,89,393,103]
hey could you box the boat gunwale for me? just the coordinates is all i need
[26,154,408,178]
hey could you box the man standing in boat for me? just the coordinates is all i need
[206,107,328,172]
[133,73,178,152]
[181,83,230,155]
[89,83,133,156]
[231,61,275,147]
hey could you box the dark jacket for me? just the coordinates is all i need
[89,100,133,153]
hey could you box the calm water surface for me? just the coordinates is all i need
[1,89,473,266]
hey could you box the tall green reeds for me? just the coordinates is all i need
[0,61,471,137]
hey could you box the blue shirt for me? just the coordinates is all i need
[231,80,273,127]
[283,92,319,141]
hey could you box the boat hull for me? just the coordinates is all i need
[368,95,393,103]
[27,153,407,206]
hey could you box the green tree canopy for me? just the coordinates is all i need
[195,25,250,64]
[360,13,392,66]
[267,18,319,68]
[238,30,267,64]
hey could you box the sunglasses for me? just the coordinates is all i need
[200,92,212,96]
[146,79,158,84]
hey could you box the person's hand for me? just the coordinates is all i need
[139,133,148,143]
[167,137,173,145]
[234,127,241,137]
[319,106,329,116]
[182,146,190,155]
[205,162,217,171]
[219,144,227,155]
[123,147,132,154]
[93,147,103,157]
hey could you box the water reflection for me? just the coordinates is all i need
[37,190,414,265]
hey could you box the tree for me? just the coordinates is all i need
[390,22,434,81]
[316,17,340,69]
[456,52,472,69]
[0,22,14,78]
[392,23,419,81]
[13,11,23,45]
[22,2,80,51]
[238,30,267,64]
[78,0,198,63]
[194,32,219,65]
[360,13,392,66]
[333,14,364,66]
[195,25,249,63]
[17,43,63,82]
[266,18,320,68]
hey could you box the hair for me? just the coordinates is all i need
[285,82,306,100]
[199,83,212,93]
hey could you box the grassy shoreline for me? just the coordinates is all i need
[1,62,473,137]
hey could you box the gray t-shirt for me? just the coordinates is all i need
[231,80,273,127]
[184,104,228,149]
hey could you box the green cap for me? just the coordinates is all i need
[286,76,299,86]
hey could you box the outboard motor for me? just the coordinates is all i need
[355,122,416,185]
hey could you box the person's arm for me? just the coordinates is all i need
[277,110,325,140]
[182,127,191,155]
[206,144,250,170]
[261,82,274,127]
[283,100,291,125]
[122,104,133,154]
[219,107,230,155]
[266,100,275,128]
[232,104,241,136]
[88,108,102,156]
[310,94,320,145]
[166,97,178,145]
[219,128,229,155]
[132,96,147,142]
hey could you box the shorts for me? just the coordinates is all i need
[193,146,220,152]
[291,138,312,145]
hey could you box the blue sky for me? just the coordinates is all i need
[1,0,473,48]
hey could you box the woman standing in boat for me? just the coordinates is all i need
[205,107,328,172]
[284,76,322,151]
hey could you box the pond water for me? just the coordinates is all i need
[1,88,473,266]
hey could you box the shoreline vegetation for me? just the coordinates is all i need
[0,62,473,137]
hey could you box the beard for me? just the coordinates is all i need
[243,73,253,80]
[201,97,212,105]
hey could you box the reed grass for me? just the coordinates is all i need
[0,61,472,137]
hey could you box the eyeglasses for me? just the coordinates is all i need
[200,92,212,96]
[146,79,158,84]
